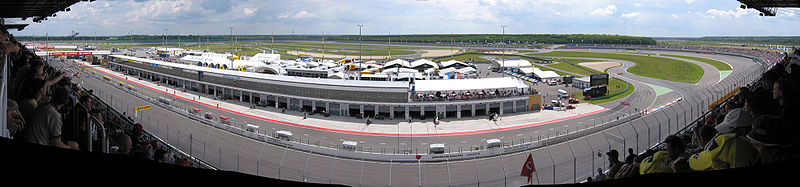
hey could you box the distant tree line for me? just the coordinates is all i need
[328,34,656,45]
[654,36,800,45]
[16,34,656,45]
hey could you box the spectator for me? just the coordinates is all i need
[154,149,168,163]
[625,148,636,164]
[640,135,684,175]
[714,108,754,136]
[593,168,606,182]
[605,150,623,178]
[17,78,46,120]
[743,94,780,119]
[110,133,132,155]
[773,77,799,120]
[689,109,759,171]
[20,88,79,150]
[6,100,25,138]
[747,115,799,164]
[689,123,718,154]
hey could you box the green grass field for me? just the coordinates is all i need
[572,78,634,104]
[544,58,604,76]
[658,54,732,71]
[532,51,703,83]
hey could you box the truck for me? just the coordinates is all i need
[275,130,293,141]
[429,144,446,154]
[342,140,358,151]
[486,139,502,149]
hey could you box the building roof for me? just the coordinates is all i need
[112,55,408,90]
[411,59,439,68]
[493,59,532,68]
[414,77,529,92]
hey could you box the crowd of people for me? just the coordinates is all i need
[597,44,784,65]
[2,25,198,168]
[411,88,539,102]
[590,49,799,182]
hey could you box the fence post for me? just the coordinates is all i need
[547,146,555,184]
[616,126,626,159]
[584,133,594,178]
[389,160,393,187]
[659,109,670,135]
[642,117,651,147]
[567,140,576,183]
[628,120,639,153]
[303,150,313,182]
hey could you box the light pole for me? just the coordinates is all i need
[501,25,507,77]
[230,26,235,68]
[357,24,364,80]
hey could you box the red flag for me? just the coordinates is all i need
[521,154,535,182]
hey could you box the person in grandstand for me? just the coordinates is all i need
[746,115,799,164]
[21,88,79,150]
[688,108,759,171]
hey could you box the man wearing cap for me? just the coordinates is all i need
[689,108,759,171]
[605,150,623,178]
[747,115,799,164]
[21,88,79,150]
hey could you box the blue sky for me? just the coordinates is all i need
[7,0,800,37]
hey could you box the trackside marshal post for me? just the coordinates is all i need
[135,105,151,117]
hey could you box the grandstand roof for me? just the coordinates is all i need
[0,0,80,19]
[111,55,408,89]
[738,0,800,16]
[414,77,529,92]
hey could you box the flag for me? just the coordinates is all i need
[521,154,535,183]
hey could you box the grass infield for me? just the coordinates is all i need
[658,54,732,71]
[533,51,703,84]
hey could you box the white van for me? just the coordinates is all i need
[548,81,558,86]
[486,139,502,149]
[429,144,446,154]
[557,89,568,99]
[342,140,358,151]
[158,97,171,105]
[275,130,293,141]
[245,124,259,133]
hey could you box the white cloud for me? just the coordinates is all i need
[244,8,257,16]
[293,10,313,19]
[590,5,616,16]
[685,0,695,4]
[634,3,643,7]
[706,8,751,18]
[671,14,678,19]
[621,12,639,18]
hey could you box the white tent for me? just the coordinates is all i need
[382,67,419,73]
[492,59,531,69]
[411,59,439,69]
[440,60,470,68]
[384,59,410,68]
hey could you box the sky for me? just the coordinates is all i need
[6,0,800,37]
